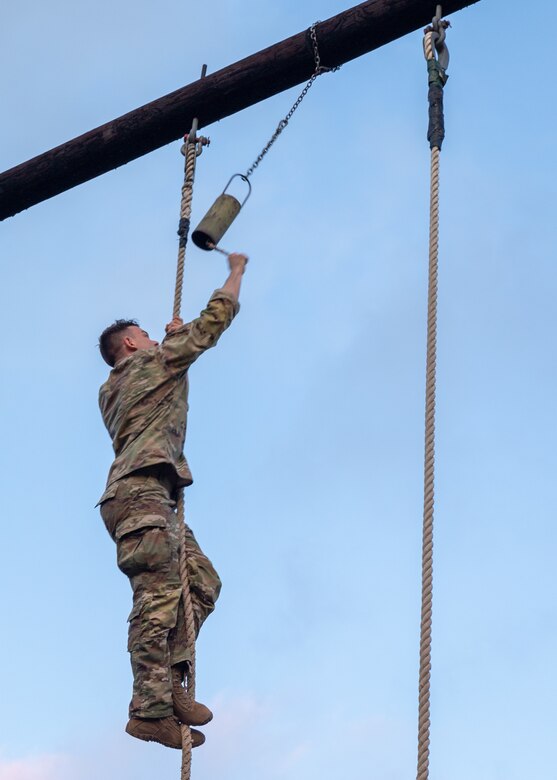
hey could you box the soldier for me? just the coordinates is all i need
[97,252,248,749]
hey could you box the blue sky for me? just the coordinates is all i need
[1,1,557,779]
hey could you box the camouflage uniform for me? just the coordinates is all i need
[98,290,238,719]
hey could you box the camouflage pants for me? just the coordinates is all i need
[100,470,221,719]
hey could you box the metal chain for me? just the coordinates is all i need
[244,22,339,178]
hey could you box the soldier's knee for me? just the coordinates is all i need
[188,556,221,606]
[116,517,172,578]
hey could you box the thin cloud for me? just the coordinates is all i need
[0,754,72,780]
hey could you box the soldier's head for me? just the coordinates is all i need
[99,319,159,367]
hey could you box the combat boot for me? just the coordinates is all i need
[126,715,205,749]
[172,666,213,726]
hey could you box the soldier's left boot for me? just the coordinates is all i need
[171,666,213,726]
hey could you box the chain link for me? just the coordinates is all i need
[244,22,339,178]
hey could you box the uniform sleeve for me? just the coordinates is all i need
[161,289,240,373]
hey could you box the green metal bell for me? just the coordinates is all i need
[192,174,252,251]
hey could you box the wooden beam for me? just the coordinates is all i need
[0,0,479,220]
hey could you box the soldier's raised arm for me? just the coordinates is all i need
[161,253,248,374]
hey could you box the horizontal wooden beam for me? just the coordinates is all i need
[0,0,479,220]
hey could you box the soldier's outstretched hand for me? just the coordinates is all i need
[228,253,248,274]
[165,316,184,335]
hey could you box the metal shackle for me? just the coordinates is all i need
[192,174,252,251]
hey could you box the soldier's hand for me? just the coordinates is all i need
[228,253,248,274]
[165,316,184,334]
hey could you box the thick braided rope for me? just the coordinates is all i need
[173,142,198,319]
[173,138,200,780]
[178,489,196,780]
[416,29,441,780]
[416,143,440,780]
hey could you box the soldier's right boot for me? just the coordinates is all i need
[171,666,213,726]
[126,715,205,749]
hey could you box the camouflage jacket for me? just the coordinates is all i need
[98,289,239,504]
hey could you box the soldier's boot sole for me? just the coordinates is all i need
[126,716,205,749]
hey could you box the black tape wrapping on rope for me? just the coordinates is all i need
[178,217,191,249]
[427,59,447,151]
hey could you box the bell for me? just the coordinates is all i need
[192,174,251,250]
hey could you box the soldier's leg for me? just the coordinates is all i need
[118,513,214,730]
[167,519,222,667]
[185,522,222,636]
[127,586,182,717]
[165,517,220,727]
[101,474,219,725]
[119,528,182,718]
[101,474,181,719]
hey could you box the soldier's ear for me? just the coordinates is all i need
[122,334,137,352]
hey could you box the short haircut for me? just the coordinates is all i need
[99,319,139,367]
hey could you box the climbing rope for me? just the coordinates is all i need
[416,8,449,780]
[173,112,209,780]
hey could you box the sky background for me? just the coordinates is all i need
[1,1,557,779]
